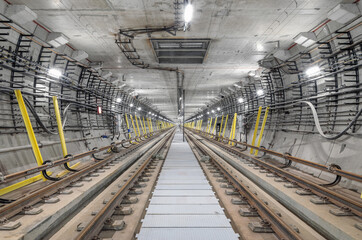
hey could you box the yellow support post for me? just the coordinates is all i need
[228,115,234,145]
[208,118,213,133]
[130,115,138,137]
[254,107,270,156]
[222,114,229,138]
[135,115,141,136]
[125,114,132,139]
[52,96,67,156]
[14,90,47,181]
[218,115,224,137]
[146,118,151,133]
[139,116,145,135]
[211,117,218,137]
[53,96,77,171]
[150,119,154,132]
[250,106,263,154]
[231,113,237,146]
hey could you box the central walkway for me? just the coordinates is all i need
[137,131,239,240]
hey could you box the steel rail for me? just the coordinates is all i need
[185,131,302,240]
[1,130,165,184]
[191,128,362,183]
[75,128,175,240]
[0,129,171,222]
[188,129,362,217]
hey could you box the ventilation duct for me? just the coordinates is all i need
[327,3,360,24]
[5,5,37,24]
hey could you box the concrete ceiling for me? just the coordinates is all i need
[11,0,342,120]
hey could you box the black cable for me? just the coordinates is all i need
[23,96,58,135]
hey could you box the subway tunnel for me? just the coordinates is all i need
[0,0,361,239]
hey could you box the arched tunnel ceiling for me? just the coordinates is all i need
[10,0,342,120]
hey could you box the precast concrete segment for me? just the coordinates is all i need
[137,132,239,240]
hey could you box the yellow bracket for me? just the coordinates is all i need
[255,106,270,156]
[250,106,263,154]
[228,113,237,145]
[139,116,145,135]
[15,90,46,181]
[231,113,237,146]
[208,118,213,133]
[53,96,75,171]
[135,116,141,136]
[143,117,148,134]
[130,115,138,137]
[222,115,229,138]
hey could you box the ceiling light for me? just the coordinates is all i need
[256,90,264,96]
[207,112,210,114]
[116,98,121,103]
[130,103,134,107]
[184,2,193,23]
[149,112,151,114]
[138,107,141,110]
[111,105,115,108]
[48,68,62,78]
[305,66,321,77]
[238,98,244,103]
[211,110,215,113]
[217,107,220,111]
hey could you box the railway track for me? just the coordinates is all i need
[185,129,362,240]
[185,131,303,240]
[74,129,175,239]
[187,128,362,217]
[0,128,173,235]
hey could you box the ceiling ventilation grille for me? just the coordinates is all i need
[151,38,210,64]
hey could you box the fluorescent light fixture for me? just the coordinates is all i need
[46,32,69,48]
[256,42,264,51]
[184,3,193,23]
[116,98,121,102]
[130,103,134,107]
[256,89,264,96]
[138,107,141,110]
[48,68,62,78]
[248,71,256,77]
[305,66,321,77]
[327,3,360,24]
[293,32,317,47]
[217,107,220,111]
[111,105,115,108]
[238,98,244,103]
[302,39,316,47]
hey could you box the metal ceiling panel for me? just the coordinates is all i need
[151,38,210,64]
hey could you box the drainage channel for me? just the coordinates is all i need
[137,131,239,240]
